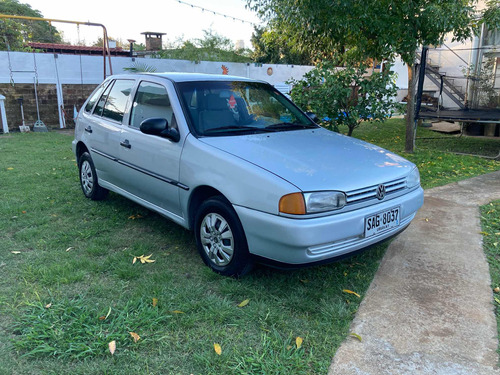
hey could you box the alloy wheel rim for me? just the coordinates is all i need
[200,213,234,266]
[81,160,94,195]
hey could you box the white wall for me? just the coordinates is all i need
[0,51,314,90]
[0,51,314,129]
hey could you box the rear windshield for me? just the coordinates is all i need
[176,81,316,136]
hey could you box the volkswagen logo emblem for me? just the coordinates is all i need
[376,184,386,200]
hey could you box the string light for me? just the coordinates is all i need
[175,0,260,27]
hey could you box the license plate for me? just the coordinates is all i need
[365,207,400,238]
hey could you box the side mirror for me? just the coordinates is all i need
[140,117,168,135]
[306,112,321,124]
[160,127,180,143]
[140,117,180,142]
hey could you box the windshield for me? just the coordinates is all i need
[176,81,317,136]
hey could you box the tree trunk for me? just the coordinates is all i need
[405,63,416,153]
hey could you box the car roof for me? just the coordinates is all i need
[109,72,264,83]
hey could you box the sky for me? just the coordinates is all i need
[24,0,263,49]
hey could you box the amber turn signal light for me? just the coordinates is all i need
[279,193,306,215]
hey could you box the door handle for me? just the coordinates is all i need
[120,140,131,149]
[84,126,92,133]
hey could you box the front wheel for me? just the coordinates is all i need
[78,152,108,200]
[194,196,253,277]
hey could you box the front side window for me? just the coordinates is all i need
[100,79,134,123]
[177,81,316,136]
[130,81,173,128]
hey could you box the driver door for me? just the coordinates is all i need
[118,80,184,218]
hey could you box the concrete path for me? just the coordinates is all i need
[329,171,500,375]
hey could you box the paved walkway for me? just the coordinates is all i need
[329,171,500,375]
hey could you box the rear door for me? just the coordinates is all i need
[84,78,135,187]
[118,79,185,218]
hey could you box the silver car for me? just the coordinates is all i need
[72,73,423,276]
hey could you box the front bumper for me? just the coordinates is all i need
[234,187,423,265]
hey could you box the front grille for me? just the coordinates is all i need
[345,177,407,205]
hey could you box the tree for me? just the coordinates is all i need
[248,0,500,152]
[92,36,125,48]
[156,29,252,63]
[289,58,399,136]
[0,0,62,51]
[251,26,313,65]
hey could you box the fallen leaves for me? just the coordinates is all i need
[129,332,140,343]
[7,167,13,170]
[45,303,52,309]
[214,343,222,355]
[172,310,184,314]
[296,336,303,349]
[108,340,116,355]
[132,254,156,264]
[342,289,361,298]
[99,307,112,321]
[152,298,158,307]
[128,214,143,220]
[350,332,363,342]
[237,299,250,308]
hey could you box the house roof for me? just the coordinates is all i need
[27,42,129,56]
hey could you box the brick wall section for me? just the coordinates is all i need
[0,83,97,132]
[0,83,58,131]
[62,84,98,127]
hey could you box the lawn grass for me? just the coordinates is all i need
[0,120,498,374]
[481,200,500,356]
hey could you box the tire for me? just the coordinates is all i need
[78,152,108,200]
[194,196,253,277]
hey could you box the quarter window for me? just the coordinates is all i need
[93,81,113,117]
[130,81,173,128]
[84,82,108,113]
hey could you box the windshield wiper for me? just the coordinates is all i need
[265,122,317,130]
[203,125,273,134]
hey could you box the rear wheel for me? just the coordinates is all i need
[195,196,253,277]
[78,152,108,200]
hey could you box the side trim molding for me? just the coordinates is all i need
[91,147,189,191]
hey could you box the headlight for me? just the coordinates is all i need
[304,191,346,213]
[279,191,346,215]
[406,167,420,188]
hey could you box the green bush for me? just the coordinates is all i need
[289,59,400,136]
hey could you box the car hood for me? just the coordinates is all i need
[199,128,415,192]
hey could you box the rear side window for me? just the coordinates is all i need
[101,79,134,123]
[84,82,108,113]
